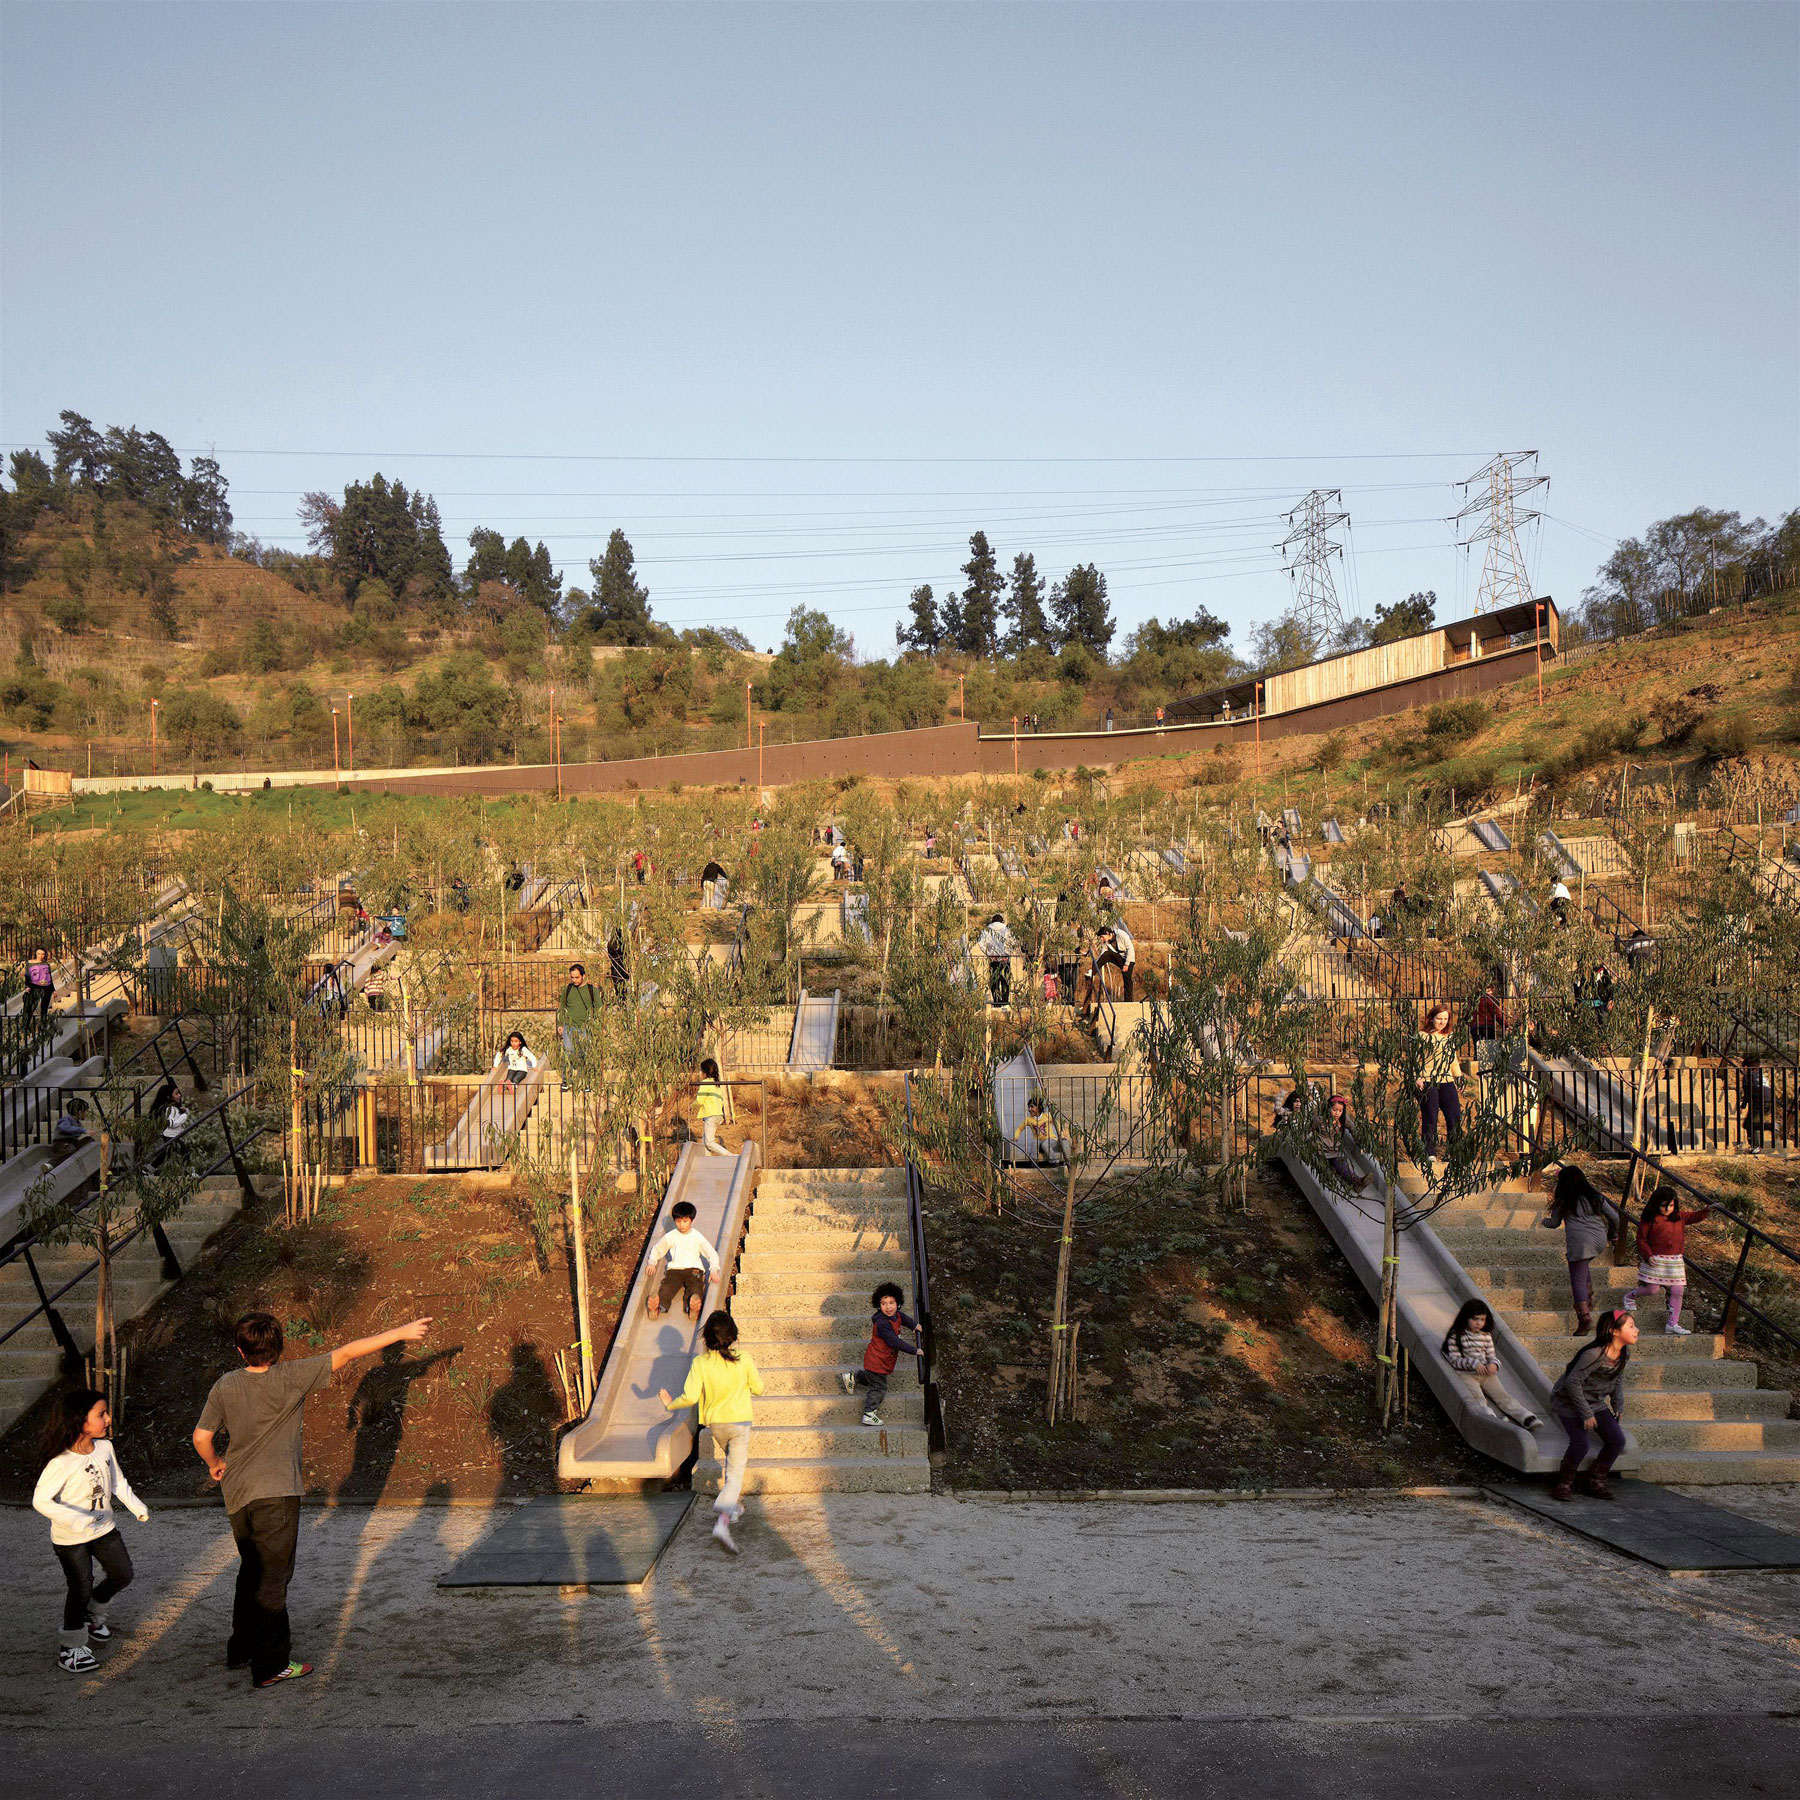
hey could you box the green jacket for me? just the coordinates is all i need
[558,982,602,1028]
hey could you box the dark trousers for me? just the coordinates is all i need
[988,959,1010,1006]
[1420,1083,1461,1156]
[228,1496,301,1682]
[55,1528,133,1631]
[853,1368,889,1412]
[25,983,52,1026]
[1557,1408,1626,1479]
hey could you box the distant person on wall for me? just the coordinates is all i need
[646,1199,720,1320]
[24,947,54,1026]
[557,964,601,1059]
[1549,1308,1637,1502]
[34,1388,150,1675]
[660,1310,762,1555]
[701,859,728,909]
[978,912,1015,1007]
[1108,915,1137,1002]
[1105,708,1114,732]
[838,1281,919,1429]
[193,1310,433,1688]
[1549,878,1573,927]
[1539,1163,1617,1336]
[632,849,648,886]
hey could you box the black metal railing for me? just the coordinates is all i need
[900,1073,944,1454]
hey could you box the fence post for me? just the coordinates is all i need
[1719,1229,1754,1349]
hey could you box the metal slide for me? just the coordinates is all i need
[1470,819,1513,854]
[993,1047,1049,1164]
[787,988,839,1071]
[558,1142,758,1483]
[0,1138,105,1238]
[423,1065,550,1170]
[1321,819,1346,845]
[1280,1147,1631,1476]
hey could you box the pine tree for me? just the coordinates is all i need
[897,582,942,654]
[582,530,656,644]
[1050,563,1114,658]
[1003,551,1050,655]
[955,531,1004,658]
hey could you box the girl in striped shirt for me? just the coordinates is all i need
[1442,1298,1539,1429]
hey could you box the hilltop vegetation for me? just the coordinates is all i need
[0,409,1794,787]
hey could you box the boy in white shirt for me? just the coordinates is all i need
[646,1200,721,1320]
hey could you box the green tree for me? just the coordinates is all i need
[579,529,657,643]
[896,582,942,654]
[1372,589,1435,644]
[952,532,1004,658]
[1050,562,1114,658]
[465,528,563,616]
[1002,552,1051,656]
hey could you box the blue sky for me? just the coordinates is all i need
[2,2,1794,657]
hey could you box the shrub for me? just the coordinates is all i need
[43,593,87,634]
[160,688,245,759]
[1694,711,1754,760]
[1422,699,1488,745]
[1651,693,1706,745]
[1314,730,1348,772]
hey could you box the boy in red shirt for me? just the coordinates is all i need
[838,1282,918,1428]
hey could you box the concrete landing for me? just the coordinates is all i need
[1487,1479,1800,1572]
[438,1493,692,1588]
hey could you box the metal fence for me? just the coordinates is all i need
[1533,1057,1800,1159]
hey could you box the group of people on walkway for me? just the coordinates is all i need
[33,1311,433,1682]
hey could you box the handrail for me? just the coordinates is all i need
[1525,1062,1800,1357]
[900,1072,944,1453]
[0,1084,268,1356]
[1720,823,1800,909]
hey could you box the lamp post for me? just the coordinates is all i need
[150,699,159,777]
[1254,682,1262,778]
[958,673,965,721]
[758,719,765,789]
[1535,602,1544,707]
[346,693,355,772]
[1012,715,1019,777]
[745,681,753,751]
[331,708,341,784]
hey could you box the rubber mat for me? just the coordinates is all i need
[1486,1480,1800,1571]
[439,1492,694,1587]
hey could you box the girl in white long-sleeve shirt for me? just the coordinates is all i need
[33,1388,149,1673]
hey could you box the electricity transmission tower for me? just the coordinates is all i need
[1452,452,1547,613]
[1277,488,1350,644]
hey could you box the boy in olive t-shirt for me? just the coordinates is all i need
[193,1309,432,1688]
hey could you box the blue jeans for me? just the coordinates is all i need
[1420,1083,1461,1156]
[1557,1407,1625,1479]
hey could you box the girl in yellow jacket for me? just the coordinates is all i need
[660,1310,763,1554]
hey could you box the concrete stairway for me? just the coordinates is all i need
[712,1167,931,1495]
[0,1177,245,1435]
[1430,1179,1800,1483]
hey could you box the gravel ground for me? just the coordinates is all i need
[2,1490,1796,1731]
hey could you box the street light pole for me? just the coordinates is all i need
[758,719,765,789]
[1012,715,1019,777]
[331,708,341,784]
[1254,683,1262,778]
[150,699,159,777]
[745,681,753,751]
[346,693,355,772]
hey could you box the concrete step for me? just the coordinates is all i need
[0,1345,63,1379]
[733,1290,893,1320]
[748,1202,914,1231]
[1514,1332,1726,1363]
[757,1169,907,1198]
[1629,1386,1794,1421]
[744,1221,911,1251]
[749,1392,926,1426]
[1626,1417,1800,1451]
[735,1264,909,1295]
[1631,1449,1800,1484]
[695,1422,928,1460]
[736,1330,879,1364]
[1498,1306,1692,1336]
[695,1453,931,1495]
[1448,1242,1628,1269]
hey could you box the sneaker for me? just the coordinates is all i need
[711,1515,739,1555]
[1622,1297,1638,1313]
[861,1411,883,1428]
[85,1617,112,1642]
[58,1645,98,1674]
[255,1661,313,1689]
[837,1372,857,1396]
[1665,1321,1692,1336]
